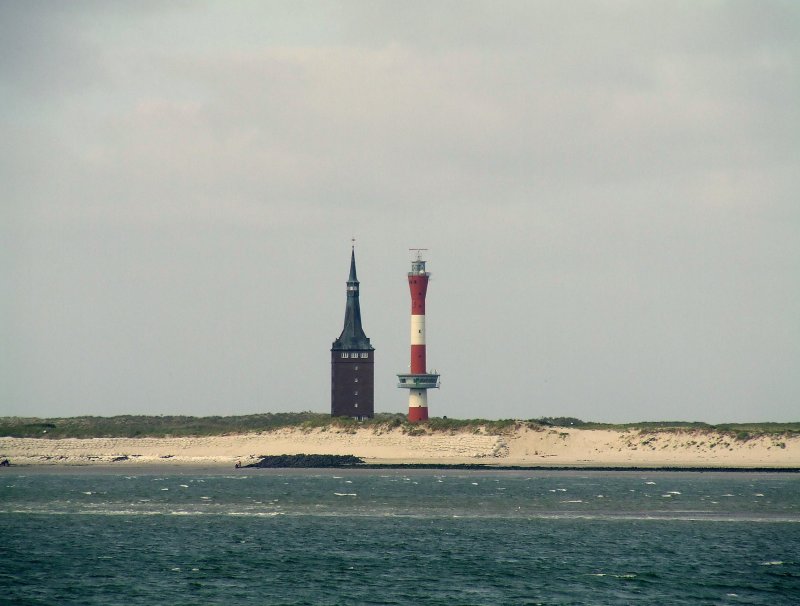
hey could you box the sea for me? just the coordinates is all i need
[2,468,799,605]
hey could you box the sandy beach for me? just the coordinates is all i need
[2,425,798,468]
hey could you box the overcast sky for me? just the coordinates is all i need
[2,1,798,422]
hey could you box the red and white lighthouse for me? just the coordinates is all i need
[397,249,440,422]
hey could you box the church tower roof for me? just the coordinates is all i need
[332,246,373,351]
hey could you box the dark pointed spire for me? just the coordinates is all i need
[332,245,373,351]
[348,246,358,283]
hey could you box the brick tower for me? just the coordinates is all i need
[331,245,374,419]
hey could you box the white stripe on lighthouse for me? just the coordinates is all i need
[410,314,426,345]
[409,390,428,409]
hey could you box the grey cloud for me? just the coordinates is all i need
[2,2,798,422]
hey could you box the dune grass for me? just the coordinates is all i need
[0,413,797,439]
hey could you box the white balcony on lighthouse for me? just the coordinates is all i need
[397,373,440,389]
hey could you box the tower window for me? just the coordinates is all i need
[360,352,368,358]
[354,378,358,382]
[354,403,358,408]
[340,353,347,358]
[354,365,359,370]
[354,391,358,396]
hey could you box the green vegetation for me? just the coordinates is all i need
[0,413,536,439]
[0,413,797,439]
[0,413,338,439]
[535,417,800,435]
[537,417,716,430]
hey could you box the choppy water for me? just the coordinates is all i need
[2,469,799,604]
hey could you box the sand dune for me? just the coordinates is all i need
[2,425,798,468]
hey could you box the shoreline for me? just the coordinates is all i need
[2,425,798,469]
[3,463,799,475]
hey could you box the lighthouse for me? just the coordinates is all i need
[397,249,440,422]
[331,244,374,420]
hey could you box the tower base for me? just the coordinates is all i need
[407,389,428,423]
[408,406,429,423]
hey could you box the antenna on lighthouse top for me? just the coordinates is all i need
[409,248,428,261]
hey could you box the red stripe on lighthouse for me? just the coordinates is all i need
[410,344,426,374]
[408,276,428,314]
[408,406,428,422]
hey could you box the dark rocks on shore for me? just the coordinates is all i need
[243,455,800,472]
[245,454,365,468]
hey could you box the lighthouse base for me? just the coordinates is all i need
[407,389,428,423]
[408,406,429,423]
